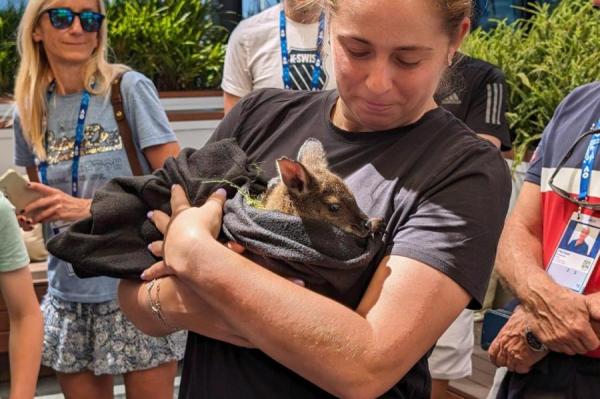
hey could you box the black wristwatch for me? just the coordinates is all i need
[524,327,547,352]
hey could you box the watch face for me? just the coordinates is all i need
[525,330,544,352]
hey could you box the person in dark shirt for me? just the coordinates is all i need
[436,53,511,150]
[119,0,511,397]
[430,53,511,399]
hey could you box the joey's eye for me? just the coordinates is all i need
[328,203,341,213]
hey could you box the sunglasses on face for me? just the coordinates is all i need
[44,8,105,33]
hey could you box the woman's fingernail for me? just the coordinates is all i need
[215,188,227,198]
[147,211,153,219]
[147,243,153,251]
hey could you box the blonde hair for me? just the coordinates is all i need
[14,0,129,160]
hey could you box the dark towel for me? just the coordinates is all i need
[47,138,263,280]
[47,139,384,306]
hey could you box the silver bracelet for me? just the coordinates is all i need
[146,279,179,333]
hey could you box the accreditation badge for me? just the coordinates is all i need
[546,212,600,293]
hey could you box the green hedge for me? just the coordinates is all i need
[0,2,24,95]
[463,0,600,162]
[107,0,227,91]
[0,0,228,95]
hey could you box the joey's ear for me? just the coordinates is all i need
[297,138,328,170]
[276,157,312,196]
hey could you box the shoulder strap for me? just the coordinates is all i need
[111,73,144,176]
[29,169,40,184]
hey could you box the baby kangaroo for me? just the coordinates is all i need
[262,139,383,238]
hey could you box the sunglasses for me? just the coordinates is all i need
[45,8,105,33]
[548,127,600,210]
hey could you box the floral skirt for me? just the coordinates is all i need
[41,294,187,375]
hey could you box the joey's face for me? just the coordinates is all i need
[299,173,371,238]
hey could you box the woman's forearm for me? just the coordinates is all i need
[118,278,252,347]
[179,242,468,398]
[181,246,384,397]
[9,313,43,399]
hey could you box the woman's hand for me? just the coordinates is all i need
[16,215,35,231]
[21,183,91,224]
[141,185,227,280]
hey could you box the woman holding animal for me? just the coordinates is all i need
[120,0,511,397]
[12,0,184,398]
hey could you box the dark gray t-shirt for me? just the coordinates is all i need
[180,88,511,398]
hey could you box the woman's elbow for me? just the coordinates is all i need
[329,364,403,399]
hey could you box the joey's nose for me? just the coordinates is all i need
[365,218,385,234]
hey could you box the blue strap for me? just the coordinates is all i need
[38,88,92,235]
[38,89,91,198]
[578,118,600,201]
[279,9,325,91]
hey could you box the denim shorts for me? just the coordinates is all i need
[41,294,187,375]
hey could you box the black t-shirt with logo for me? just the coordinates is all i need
[436,54,512,151]
[178,89,511,398]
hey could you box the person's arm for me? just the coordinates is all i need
[488,306,548,373]
[201,254,468,398]
[120,72,181,171]
[0,197,43,399]
[223,92,242,115]
[0,267,44,399]
[462,62,511,151]
[495,182,600,355]
[143,142,181,170]
[221,22,252,115]
[131,187,470,398]
[118,276,253,347]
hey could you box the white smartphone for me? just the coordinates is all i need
[0,169,43,213]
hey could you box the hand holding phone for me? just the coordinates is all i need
[0,169,43,214]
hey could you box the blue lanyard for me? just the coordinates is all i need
[279,8,325,91]
[578,118,600,201]
[38,87,92,199]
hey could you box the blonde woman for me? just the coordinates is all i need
[12,0,184,398]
